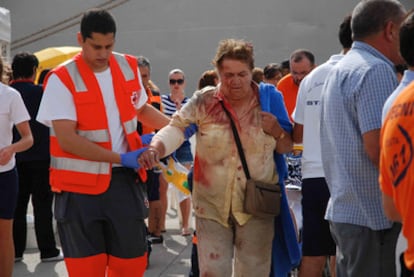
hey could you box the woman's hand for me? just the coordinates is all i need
[0,146,14,166]
[138,147,161,170]
[260,111,283,138]
[260,111,293,154]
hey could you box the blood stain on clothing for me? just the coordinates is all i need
[209,252,220,260]
[194,157,210,187]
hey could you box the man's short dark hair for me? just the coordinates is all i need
[290,49,315,66]
[399,10,414,66]
[12,52,39,79]
[38,69,51,85]
[339,15,353,49]
[80,8,116,40]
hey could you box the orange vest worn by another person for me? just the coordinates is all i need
[380,81,414,271]
[277,73,298,121]
[139,87,161,135]
[47,53,146,195]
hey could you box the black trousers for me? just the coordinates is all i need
[13,161,59,259]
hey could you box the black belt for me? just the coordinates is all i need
[111,167,134,174]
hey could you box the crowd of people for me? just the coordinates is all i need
[1,0,414,277]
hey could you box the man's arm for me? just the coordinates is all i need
[381,192,402,222]
[136,103,170,130]
[52,119,121,163]
[292,123,303,144]
[363,129,380,168]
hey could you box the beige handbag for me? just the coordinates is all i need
[244,179,281,217]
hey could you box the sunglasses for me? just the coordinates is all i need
[169,79,184,85]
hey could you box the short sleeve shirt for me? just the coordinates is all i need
[277,74,298,121]
[0,83,30,172]
[320,41,397,230]
[292,54,343,178]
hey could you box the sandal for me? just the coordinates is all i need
[181,228,191,236]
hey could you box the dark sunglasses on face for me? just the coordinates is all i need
[169,79,184,85]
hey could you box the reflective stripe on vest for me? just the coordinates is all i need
[50,128,110,143]
[51,157,110,174]
[124,118,137,135]
[113,53,135,81]
[66,53,135,93]
[66,62,87,92]
[50,128,110,175]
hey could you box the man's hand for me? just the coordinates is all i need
[120,147,147,169]
[141,133,154,145]
[138,147,161,170]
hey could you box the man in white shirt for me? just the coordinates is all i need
[292,15,352,277]
[37,8,169,277]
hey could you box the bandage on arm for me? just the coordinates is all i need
[152,125,185,157]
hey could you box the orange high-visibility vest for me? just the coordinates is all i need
[148,90,161,105]
[141,87,161,135]
[48,52,146,195]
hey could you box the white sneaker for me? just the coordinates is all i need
[41,251,64,263]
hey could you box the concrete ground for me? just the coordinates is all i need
[11,188,406,276]
[12,193,194,277]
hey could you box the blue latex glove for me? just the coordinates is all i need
[120,147,147,169]
[141,133,154,145]
[184,124,198,140]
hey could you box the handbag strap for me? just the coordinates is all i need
[219,101,251,180]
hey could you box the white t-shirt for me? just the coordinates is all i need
[37,66,147,154]
[0,83,31,172]
[292,54,343,179]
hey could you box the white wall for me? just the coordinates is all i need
[0,7,11,62]
[3,0,413,94]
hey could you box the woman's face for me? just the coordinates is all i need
[169,72,185,94]
[218,59,253,102]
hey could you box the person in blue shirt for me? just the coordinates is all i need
[320,1,407,276]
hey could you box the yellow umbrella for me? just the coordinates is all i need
[34,46,81,83]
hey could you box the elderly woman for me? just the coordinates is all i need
[139,38,292,276]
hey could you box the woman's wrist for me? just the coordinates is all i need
[147,146,160,155]
[272,125,285,140]
[275,131,285,140]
